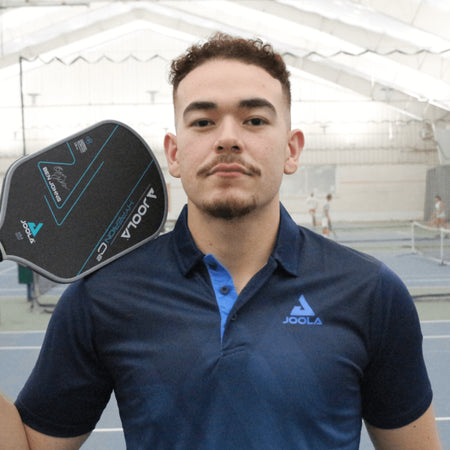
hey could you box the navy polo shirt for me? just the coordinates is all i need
[16,204,432,449]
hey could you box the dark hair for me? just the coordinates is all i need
[169,33,291,106]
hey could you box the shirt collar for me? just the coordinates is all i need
[271,204,301,276]
[172,206,205,276]
[172,204,301,277]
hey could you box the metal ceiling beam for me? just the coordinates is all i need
[230,0,450,119]
[283,52,450,123]
[0,1,90,7]
[0,3,211,68]
[1,0,450,123]
[235,0,450,82]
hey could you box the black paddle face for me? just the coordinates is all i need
[0,121,167,282]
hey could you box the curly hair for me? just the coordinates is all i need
[169,33,291,106]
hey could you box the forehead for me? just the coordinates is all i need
[174,59,286,111]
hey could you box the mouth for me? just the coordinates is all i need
[208,163,253,176]
[198,156,261,178]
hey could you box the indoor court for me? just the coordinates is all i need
[1,222,449,449]
[1,1,450,448]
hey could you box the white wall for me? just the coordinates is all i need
[0,29,443,224]
[283,163,432,223]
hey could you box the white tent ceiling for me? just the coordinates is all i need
[1,0,450,124]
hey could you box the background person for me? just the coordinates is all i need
[322,193,333,236]
[306,192,318,226]
[431,195,447,228]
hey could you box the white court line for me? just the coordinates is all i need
[421,320,450,324]
[0,346,41,350]
[424,335,450,339]
[407,276,450,281]
[93,428,123,433]
[0,330,44,334]
[436,417,450,422]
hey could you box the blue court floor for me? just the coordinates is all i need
[0,321,449,449]
[1,221,450,449]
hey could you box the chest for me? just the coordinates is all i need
[96,271,371,413]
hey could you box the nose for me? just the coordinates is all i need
[214,118,242,152]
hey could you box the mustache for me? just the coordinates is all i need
[197,154,261,177]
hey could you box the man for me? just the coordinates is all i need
[322,193,332,236]
[1,33,441,449]
[306,192,318,226]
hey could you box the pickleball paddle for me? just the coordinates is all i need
[0,120,167,283]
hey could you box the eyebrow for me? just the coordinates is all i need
[183,101,217,119]
[238,97,276,113]
[182,97,277,119]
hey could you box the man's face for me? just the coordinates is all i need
[164,59,303,220]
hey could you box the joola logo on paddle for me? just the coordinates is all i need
[283,295,322,325]
[121,187,157,240]
[20,221,43,244]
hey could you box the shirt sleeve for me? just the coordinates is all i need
[361,264,433,429]
[15,280,113,437]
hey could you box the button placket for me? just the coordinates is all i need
[203,254,238,341]
[220,286,230,295]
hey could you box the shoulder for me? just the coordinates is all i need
[58,231,176,309]
[297,225,383,276]
[89,231,174,280]
[295,226,412,310]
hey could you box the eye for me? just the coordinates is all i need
[245,117,268,126]
[191,119,214,128]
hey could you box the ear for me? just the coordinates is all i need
[164,132,181,178]
[284,129,304,175]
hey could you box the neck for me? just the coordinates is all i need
[187,202,280,293]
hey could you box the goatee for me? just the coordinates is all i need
[201,197,258,220]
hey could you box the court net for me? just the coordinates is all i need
[411,222,450,265]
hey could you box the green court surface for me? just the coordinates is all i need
[0,295,58,331]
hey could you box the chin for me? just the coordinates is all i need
[201,198,258,220]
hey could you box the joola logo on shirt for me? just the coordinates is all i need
[283,295,323,325]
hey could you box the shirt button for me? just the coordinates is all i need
[220,286,230,295]
[231,314,237,321]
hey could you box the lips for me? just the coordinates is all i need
[197,156,261,177]
[208,163,251,176]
